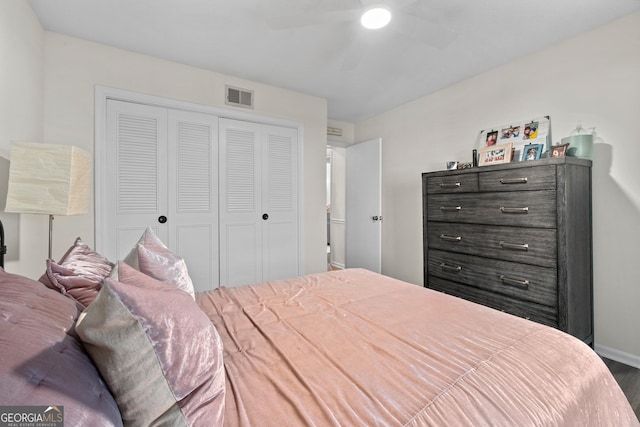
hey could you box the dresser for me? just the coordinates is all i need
[422,157,593,345]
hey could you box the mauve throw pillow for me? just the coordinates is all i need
[39,237,114,307]
[123,227,195,298]
[76,262,225,427]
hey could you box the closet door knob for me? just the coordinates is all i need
[158,215,167,224]
[262,213,269,220]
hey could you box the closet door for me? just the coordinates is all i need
[219,119,299,286]
[167,110,219,291]
[261,124,298,281]
[219,119,262,286]
[105,100,169,259]
[104,101,219,291]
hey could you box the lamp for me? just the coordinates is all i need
[5,142,91,259]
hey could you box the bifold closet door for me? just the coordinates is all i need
[104,100,219,292]
[219,118,299,287]
[261,124,299,282]
[105,100,169,258]
[167,109,219,292]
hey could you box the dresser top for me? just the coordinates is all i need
[423,157,592,178]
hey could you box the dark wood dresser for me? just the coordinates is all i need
[422,157,593,345]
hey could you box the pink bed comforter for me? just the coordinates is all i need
[196,268,638,426]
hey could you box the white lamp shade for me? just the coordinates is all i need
[5,142,92,215]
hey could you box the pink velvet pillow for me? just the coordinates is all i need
[76,262,225,426]
[123,227,195,298]
[39,237,114,307]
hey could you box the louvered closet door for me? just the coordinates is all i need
[219,119,263,286]
[219,119,299,286]
[261,124,298,282]
[167,110,219,291]
[105,100,169,260]
[104,101,219,291]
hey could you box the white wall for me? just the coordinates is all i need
[355,12,640,360]
[0,1,46,277]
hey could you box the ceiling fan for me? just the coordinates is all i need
[264,0,457,70]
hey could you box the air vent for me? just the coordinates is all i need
[327,127,343,137]
[225,85,254,109]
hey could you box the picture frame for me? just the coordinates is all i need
[550,143,569,158]
[522,144,543,161]
[479,142,513,167]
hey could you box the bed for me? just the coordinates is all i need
[1,228,637,426]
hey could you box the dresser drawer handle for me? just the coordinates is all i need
[500,275,529,290]
[500,206,529,214]
[499,241,529,251]
[439,234,462,242]
[440,206,461,212]
[440,263,462,272]
[500,177,528,184]
[439,182,461,188]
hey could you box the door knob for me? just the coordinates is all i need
[262,213,269,220]
[158,215,167,223]
[372,216,379,221]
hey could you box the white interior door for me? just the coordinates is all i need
[219,119,263,286]
[99,92,303,290]
[219,119,299,286]
[105,100,169,259]
[346,138,382,273]
[103,100,219,291]
[167,110,219,292]
[261,124,298,281]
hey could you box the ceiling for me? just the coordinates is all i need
[28,0,640,123]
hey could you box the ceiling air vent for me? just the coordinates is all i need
[327,127,343,137]
[225,85,254,109]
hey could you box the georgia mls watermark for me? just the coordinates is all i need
[0,406,64,427]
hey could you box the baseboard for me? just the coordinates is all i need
[595,344,640,369]
[330,262,345,270]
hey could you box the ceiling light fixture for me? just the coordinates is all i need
[360,7,391,30]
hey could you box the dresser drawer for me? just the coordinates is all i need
[427,249,558,307]
[427,223,557,268]
[426,173,478,194]
[428,276,558,328]
[426,190,557,227]
[479,165,556,192]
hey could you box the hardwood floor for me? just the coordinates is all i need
[603,357,640,420]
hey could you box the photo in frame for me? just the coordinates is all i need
[522,144,544,161]
[550,143,569,158]
[477,116,551,163]
[479,142,513,167]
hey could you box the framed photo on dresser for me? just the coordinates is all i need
[478,142,513,166]
[551,143,569,158]
[522,144,543,161]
